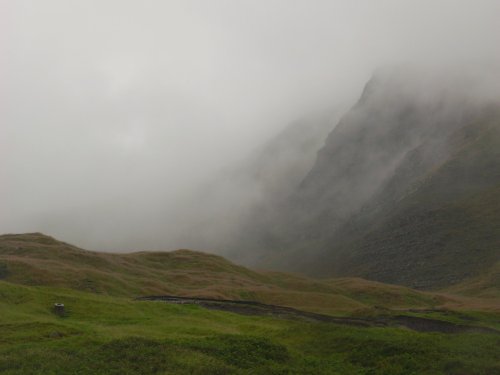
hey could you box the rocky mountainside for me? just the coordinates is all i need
[229,68,500,289]
[171,114,335,257]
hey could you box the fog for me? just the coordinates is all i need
[2,0,500,251]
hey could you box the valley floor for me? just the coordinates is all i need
[1,281,499,375]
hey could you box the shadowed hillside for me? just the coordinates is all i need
[322,111,500,288]
[445,262,500,299]
[228,69,500,290]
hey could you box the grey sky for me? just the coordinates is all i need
[2,0,500,250]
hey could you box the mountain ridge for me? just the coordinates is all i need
[224,69,500,290]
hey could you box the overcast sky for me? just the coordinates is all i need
[1,0,500,250]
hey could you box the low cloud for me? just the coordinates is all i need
[1,0,499,251]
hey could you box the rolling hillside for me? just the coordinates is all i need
[0,232,466,315]
[1,233,499,374]
[2,279,499,374]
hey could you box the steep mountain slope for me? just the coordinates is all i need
[232,68,500,290]
[170,115,335,257]
[317,109,500,288]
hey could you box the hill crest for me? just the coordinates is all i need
[2,232,478,314]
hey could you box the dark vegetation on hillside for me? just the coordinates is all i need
[224,70,500,290]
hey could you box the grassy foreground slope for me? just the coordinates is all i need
[1,280,500,375]
[0,233,449,315]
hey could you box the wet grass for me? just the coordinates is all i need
[0,233,444,315]
[1,281,499,374]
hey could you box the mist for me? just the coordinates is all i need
[2,0,500,252]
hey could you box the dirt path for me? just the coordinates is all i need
[136,295,499,334]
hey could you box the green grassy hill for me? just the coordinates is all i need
[1,279,500,374]
[0,233,450,315]
[1,233,499,374]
